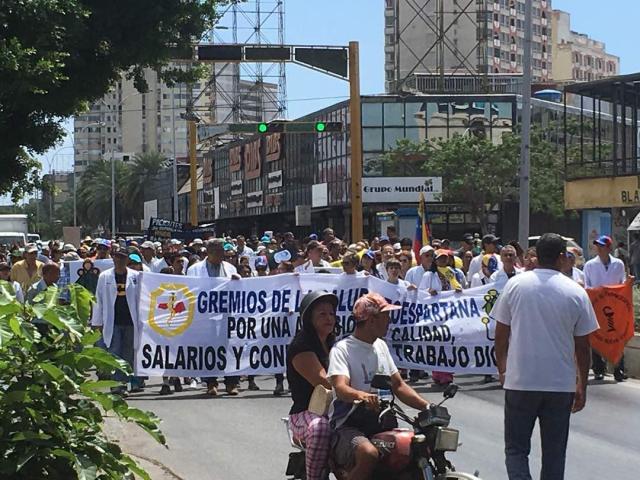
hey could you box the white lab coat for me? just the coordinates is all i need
[90,267,141,348]
[186,260,237,278]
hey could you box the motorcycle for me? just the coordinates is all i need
[283,375,481,480]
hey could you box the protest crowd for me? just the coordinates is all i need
[0,227,634,480]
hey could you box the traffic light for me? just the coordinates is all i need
[228,121,343,134]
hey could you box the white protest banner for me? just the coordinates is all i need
[136,273,500,377]
[68,259,114,283]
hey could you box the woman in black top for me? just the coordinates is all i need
[286,291,338,480]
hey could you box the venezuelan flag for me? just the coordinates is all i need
[413,192,431,260]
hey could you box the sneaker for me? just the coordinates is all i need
[594,373,605,381]
[483,375,495,384]
[226,384,240,396]
[173,378,183,393]
[273,381,285,396]
[189,379,199,390]
[248,379,260,391]
[614,374,627,382]
[159,384,173,395]
[207,384,219,396]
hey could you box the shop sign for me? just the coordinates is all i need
[231,180,243,197]
[244,139,261,180]
[265,133,283,162]
[312,183,328,208]
[229,146,242,173]
[362,177,443,203]
[266,193,283,207]
[267,170,283,190]
[246,190,263,208]
[565,175,640,210]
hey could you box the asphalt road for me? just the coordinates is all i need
[126,374,640,480]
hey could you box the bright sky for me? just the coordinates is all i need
[17,0,640,203]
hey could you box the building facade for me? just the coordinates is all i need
[384,0,552,93]
[551,9,619,84]
[74,66,279,175]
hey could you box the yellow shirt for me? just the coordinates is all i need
[10,260,44,292]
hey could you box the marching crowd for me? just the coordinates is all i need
[0,228,633,480]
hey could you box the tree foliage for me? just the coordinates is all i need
[0,0,225,199]
[0,282,165,479]
[382,128,567,230]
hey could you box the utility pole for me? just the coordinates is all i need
[188,118,198,226]
[171,85,179,221]
[518,0,533,248]
[111,149,116,237]
[349,41,363,242]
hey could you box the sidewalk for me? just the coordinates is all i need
[103,413,185,480]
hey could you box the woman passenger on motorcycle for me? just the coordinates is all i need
[287,291,339,480]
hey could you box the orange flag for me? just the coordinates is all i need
[586,279,635,364]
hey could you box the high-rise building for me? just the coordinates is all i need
[384,0,552,93]
[550,9,619,83]
[73,66,278,174]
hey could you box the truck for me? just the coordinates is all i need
[0,214,29,247]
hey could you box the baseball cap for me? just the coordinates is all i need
[260,235,270,243]
[419,245,435,256]
[462,233,474,242]
[308,233,319,241]
[379,235,390,243]
[128,253,142,264]
[364,249,376,260]
[141,241,155,249]
[223,242,236,252]
[593,235,612,247]
[24,243,38,253]
[434,249,450,259]
[393,242,401,252]
[255,256,268,269]
[170,239,182,246]
[353,293,401,323]
[192,238,204,245]
[482,234,499,245]
[482,254,499,274]
[96,239,111,249]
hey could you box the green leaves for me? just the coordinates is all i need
[0,293,164,479]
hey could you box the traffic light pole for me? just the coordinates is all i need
[348,41,363,243]
[188,120,198,226]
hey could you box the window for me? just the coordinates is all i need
[362,103,383,126]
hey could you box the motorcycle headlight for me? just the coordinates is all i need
[434,427,459,452]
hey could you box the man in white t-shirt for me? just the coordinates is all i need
[490,245,522,289]
[492,233,598,480]
[404,245,438,292]
[583,235,628,382]
[328,293,430,480]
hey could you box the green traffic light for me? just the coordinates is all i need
[315,122,326,132]
[258,123,268,133]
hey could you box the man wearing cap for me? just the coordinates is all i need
[0,262,24,303]
[583,235,628,382]
[94,240,112,260]
[328,293,431,480]
[91,249,142,395]
[404,246,440,294]
[139,241,158,270]
[26,262,61,303]
[187,239,240,396]
[10,243,43,292]
[467,234,502,282]
[470,254,499,288]
[457,233,475,258]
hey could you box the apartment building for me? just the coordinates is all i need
[551,9,619,83]
[384,0,552,92]
[74,65,278,174]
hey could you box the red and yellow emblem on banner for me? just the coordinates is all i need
[587,280,635,364]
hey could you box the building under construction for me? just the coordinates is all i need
[384,0,552,94]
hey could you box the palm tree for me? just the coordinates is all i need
[120,152,168,218]
[76,159,127,231]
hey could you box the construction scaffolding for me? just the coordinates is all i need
[202,0,287,124]
[385,0,490,93]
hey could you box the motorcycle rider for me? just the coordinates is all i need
[327,293,431,480]
[287,291,339,480]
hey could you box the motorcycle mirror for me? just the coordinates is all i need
[443,383,459,399]
[370,374,392,391]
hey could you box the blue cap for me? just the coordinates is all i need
[593,235,612,247]
[128,253,142,264]
[309,233,318,241]
[223,242,235,252]
[260,236,270,243]
[379,235,390,242]
[364,249,376,259]
[255,256,268,268]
